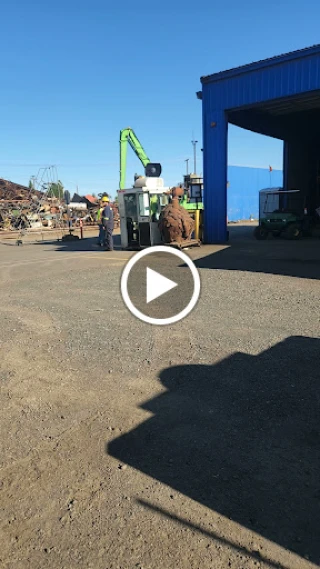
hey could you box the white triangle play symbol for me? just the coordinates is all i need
[146,267,178,304]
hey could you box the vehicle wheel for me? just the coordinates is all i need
[253,226,268,240]
[284,224,302,240]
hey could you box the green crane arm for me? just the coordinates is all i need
[119,128,151,190]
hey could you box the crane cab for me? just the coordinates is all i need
[118,177,170,250]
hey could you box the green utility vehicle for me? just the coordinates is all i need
[254,188,311,240]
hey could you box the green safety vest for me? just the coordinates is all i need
[150,195,158,215]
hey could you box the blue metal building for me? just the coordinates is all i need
[197,45,320,242]
[227,165,283,221]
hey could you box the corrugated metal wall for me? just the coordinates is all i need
[227,166,283,221]
[202,51,320,112]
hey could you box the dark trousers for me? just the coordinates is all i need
[98,224,105,245]
[104,226,113,250]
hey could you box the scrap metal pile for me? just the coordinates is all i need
[158,186,195,245]
[0,179,119,232]
[0,178,43,201]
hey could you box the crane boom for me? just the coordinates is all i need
[119,128,151,190]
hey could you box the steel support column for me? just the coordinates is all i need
[203,111,228,243]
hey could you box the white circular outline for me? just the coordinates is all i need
[120,245,201,326]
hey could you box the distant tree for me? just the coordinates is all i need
[47,180,64,199]
[91,192,96,198]
[28,177,36,190]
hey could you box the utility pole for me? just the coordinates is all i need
[191,139,198,174]
[185,159,189,175]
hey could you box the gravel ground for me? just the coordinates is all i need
[0,225,319,569]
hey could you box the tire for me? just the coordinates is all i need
[254,226,268,240]
[284,224,302,240]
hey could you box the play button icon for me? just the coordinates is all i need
[146,268,177,304]
[120,245,201,326]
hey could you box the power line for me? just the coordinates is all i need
[0,156,198,168]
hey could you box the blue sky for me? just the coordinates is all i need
[1,0,320,196]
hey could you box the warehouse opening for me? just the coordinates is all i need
[228,91,320,216]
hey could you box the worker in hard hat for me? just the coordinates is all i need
[97,199,105,247]
[101,196,114,251]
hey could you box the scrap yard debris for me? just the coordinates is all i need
[0,179,119,232]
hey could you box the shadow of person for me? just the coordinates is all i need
[31,234,122,252]
[108,336,320,564]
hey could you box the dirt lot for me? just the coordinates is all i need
[0,225,319,569]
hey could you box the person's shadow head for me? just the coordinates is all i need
[108,336,320,564]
